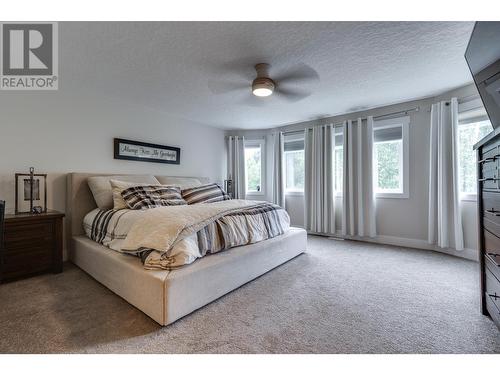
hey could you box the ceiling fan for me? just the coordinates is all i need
[207,62,319,104]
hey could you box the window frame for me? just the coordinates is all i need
[334,129,344,198]
[373,116,410,199]
[457,104,492,201]
[283,133,305,196]
[460,192,478,203]
[244,138,266,197]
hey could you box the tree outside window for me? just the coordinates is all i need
[374,140,402,192]
[457,119,492,196]
[285,150,304,191]
[245,145,262,193]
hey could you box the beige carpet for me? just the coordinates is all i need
[0,235,498,354]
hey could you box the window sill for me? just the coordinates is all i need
[460,194,477,202]
[285,190,304,197]
[246,192,265,197]
[376,192,409,199]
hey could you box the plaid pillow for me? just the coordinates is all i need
[181,183,231,205]
[121,185,187,210]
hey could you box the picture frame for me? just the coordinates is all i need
[114,138,181,165]
[15,173,47,214]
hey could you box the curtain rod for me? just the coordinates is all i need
[371,106,419,121]
[424,94,482,112]
[225,135,265,140]
[282,106,420,136]
[458,93,480,103]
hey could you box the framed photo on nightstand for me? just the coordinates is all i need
[15,173,47,214]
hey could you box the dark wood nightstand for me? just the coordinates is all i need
[0,210,65,283]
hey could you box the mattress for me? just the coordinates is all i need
[70,227,307,325]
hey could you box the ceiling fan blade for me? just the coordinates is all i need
[205,57,260,81]
[276,87,311,102]
[274,63,319,85]
[207,80,249,95]
[238,95,268,107]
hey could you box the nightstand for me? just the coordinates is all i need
[0,210,65,283]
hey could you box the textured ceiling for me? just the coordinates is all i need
[60,22,475,130]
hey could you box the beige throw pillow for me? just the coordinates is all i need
[87,174,160,209]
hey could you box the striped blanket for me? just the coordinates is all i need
[83,200,290,269]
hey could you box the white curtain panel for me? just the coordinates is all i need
[342,117,377,237]
[342,120,355,236]
[428,98,464,250]
[304,124,336,234]
[227,135,246,199]
[272,132,286,208]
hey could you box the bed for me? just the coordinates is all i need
[66,173,307,326]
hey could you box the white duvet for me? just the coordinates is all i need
[83,199,289,269]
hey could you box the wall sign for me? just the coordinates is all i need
[114,138,181,165]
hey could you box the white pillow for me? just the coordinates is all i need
[155,176,202,189]
[87,175,160,209]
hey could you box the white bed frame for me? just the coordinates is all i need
[66,173,307,326]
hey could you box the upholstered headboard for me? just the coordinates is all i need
[66,173,210,240]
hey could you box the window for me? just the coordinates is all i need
[334,127,344,195]
[284,135,305,194]
[373,116,409,198]
[244,139,265,195]
[457,102,492,199]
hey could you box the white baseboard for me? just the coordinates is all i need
[367,234,478,262]
[305,229,478,262]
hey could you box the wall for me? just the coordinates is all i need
[228,83,482,261]
[0,88,226,216]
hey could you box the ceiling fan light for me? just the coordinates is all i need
[252,77,275,97]
[253,87,273,97]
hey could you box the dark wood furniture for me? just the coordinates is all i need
[0,201,5,280]
[474,128,500,329]
[0,210,64,283]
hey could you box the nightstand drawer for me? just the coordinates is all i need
[2,248,53,279]
[4,240,54,256]
[0,211,64,283]
[4,222,54,246]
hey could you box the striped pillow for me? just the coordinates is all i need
[181,183,231,205]
[121,185,187,210]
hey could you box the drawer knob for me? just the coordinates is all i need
[485,209,500,216]
[479,157,498,164]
